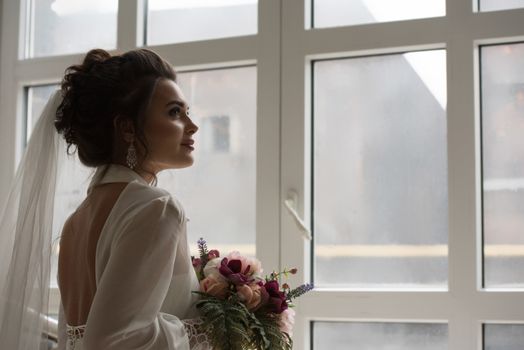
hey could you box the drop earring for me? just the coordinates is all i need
[126,142,137,169]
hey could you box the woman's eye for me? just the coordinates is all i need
[169,108,180,117]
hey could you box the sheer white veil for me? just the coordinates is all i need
[0,89,67,349]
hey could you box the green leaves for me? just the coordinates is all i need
[251,310,293,350]
[194,292,293,350]
[195,295,249,349]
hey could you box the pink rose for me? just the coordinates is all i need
[237,284,263,311]
[226,251,263,277]
[200,275,229,299]
[278,308,295,337]
[203,257,227,282]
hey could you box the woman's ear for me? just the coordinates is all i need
[114,115,135,142]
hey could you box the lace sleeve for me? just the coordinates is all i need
[182,318,212,350]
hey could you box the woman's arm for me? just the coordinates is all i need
[82,194,199,349]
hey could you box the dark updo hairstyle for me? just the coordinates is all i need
[55,48,177,186]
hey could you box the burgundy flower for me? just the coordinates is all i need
[208,249,220,259]
[219,258,240,275]
[265,280,280,294]
[192,257,202,268]
[219,258,252,286]
[263,280,288,314]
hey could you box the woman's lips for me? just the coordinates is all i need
[181,139,195,151]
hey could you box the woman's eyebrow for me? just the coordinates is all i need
[165,100,189,109]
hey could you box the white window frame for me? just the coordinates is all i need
[0,0,281,323]
[280,0,524,349]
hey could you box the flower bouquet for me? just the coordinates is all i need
[191,238,314,350]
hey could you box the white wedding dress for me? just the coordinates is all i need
[56,163,202,350]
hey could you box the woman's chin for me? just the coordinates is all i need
[174,155,195,169]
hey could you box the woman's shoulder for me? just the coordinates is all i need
[120,180,185,222]
[102,181,187,247]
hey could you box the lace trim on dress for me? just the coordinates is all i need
[66,324,86,350]
[65,320,210,349]
[182,318,212,350]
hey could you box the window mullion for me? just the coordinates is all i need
[446,2,481,350]
[255,0,282,280]
[281,0,311,349]
[117,0,143,51]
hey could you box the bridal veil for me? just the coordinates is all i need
[0,89,66,349]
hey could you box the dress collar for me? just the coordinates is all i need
[87,163,151,195]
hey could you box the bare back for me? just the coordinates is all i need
[57,182,129,327]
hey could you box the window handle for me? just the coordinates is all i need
[284,190,312,241]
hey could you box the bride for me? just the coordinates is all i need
[0,48,212,349]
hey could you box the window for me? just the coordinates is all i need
[157,66,257,257]
[483,324,524,349]
[313,0,445,28]
[26,0,118,57]
[146,0,258,45]
[479,0,524,12]
[25,84,58,143]
[313,322,448,349]
[313,50,447,289]
[480,42,524,289]
[200,115,233,153]
[280,1,524,349]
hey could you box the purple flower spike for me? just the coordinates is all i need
[286,282,314,301]
[197,238,206,248]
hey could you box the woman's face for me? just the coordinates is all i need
[141,78,198,172]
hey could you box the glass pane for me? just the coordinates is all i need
[484,324,524,350]
[480,0,524,12]
[157,66,257,257]
[313,322,448,350]
[313,50,448,288]
[313,0,445,28]
[29,0,118,57]
[147,0,258,46]
[26,85,94,289]
[25,85,58,143]
[481,43,524,288]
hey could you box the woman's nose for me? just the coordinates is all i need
[187,119,198,134]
